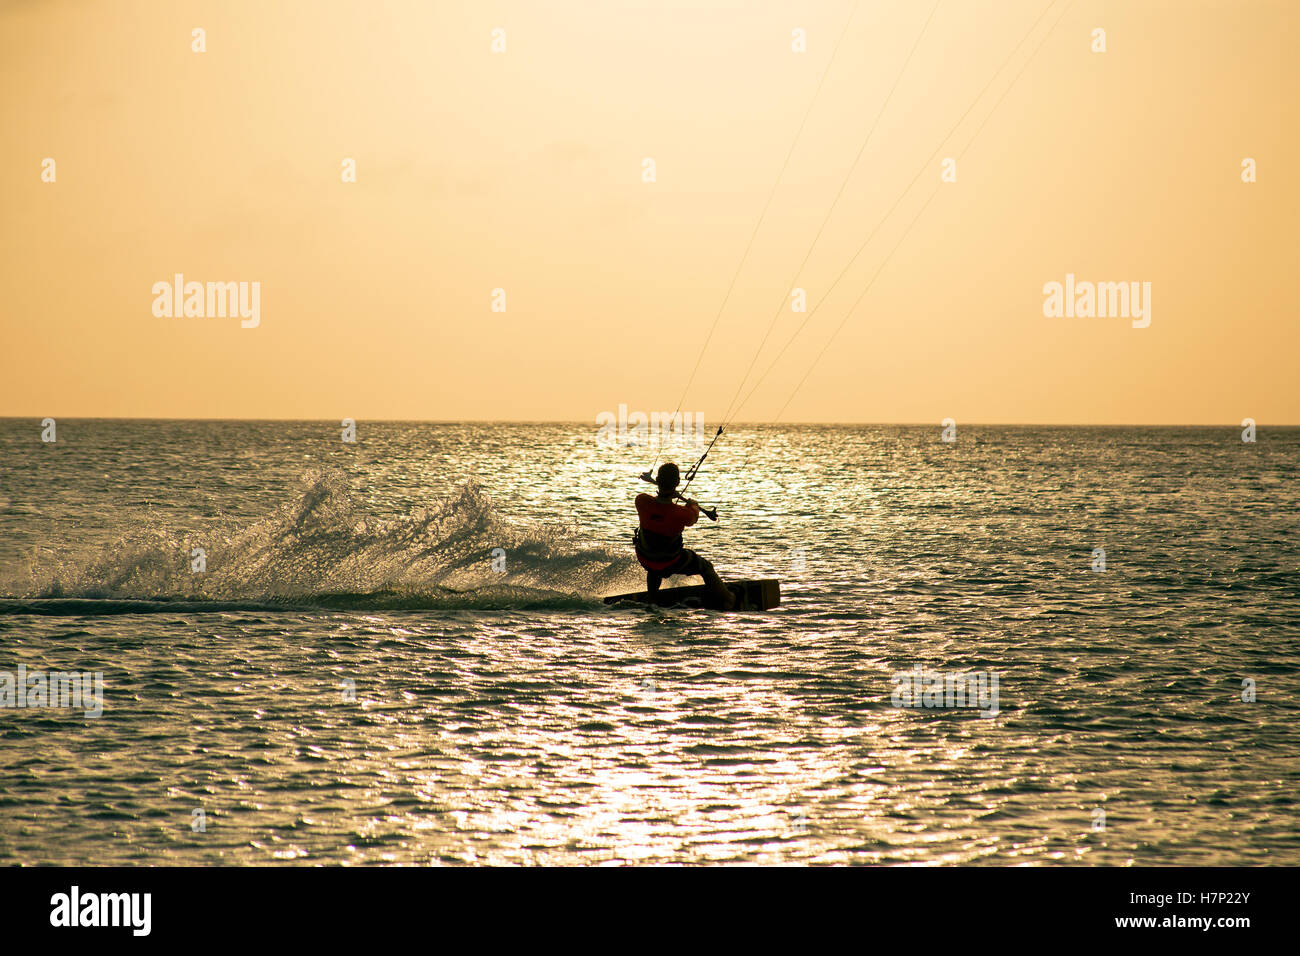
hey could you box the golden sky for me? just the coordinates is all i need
[2,0,1295,424]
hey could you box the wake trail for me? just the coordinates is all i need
[4,472,642,612]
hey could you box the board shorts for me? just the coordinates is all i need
[638,548,704,577]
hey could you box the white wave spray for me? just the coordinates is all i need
[16,472,639,609]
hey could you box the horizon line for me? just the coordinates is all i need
[2,416,1295,428]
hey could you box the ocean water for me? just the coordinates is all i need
[0,419,1297,865]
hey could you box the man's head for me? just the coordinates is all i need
[656,463,680,495]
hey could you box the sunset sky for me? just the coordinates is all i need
[2,0,1295,424]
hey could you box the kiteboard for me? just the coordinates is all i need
[603,578,780,612]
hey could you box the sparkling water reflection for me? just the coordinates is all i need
[0,422,1297,864]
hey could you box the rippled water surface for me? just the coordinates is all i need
[1,420,1297,864]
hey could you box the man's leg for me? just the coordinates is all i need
[646,569,664,594]
[697,557,735,610]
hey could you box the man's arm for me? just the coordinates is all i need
[679,500,701,527]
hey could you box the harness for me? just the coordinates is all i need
[632,526,684,570]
